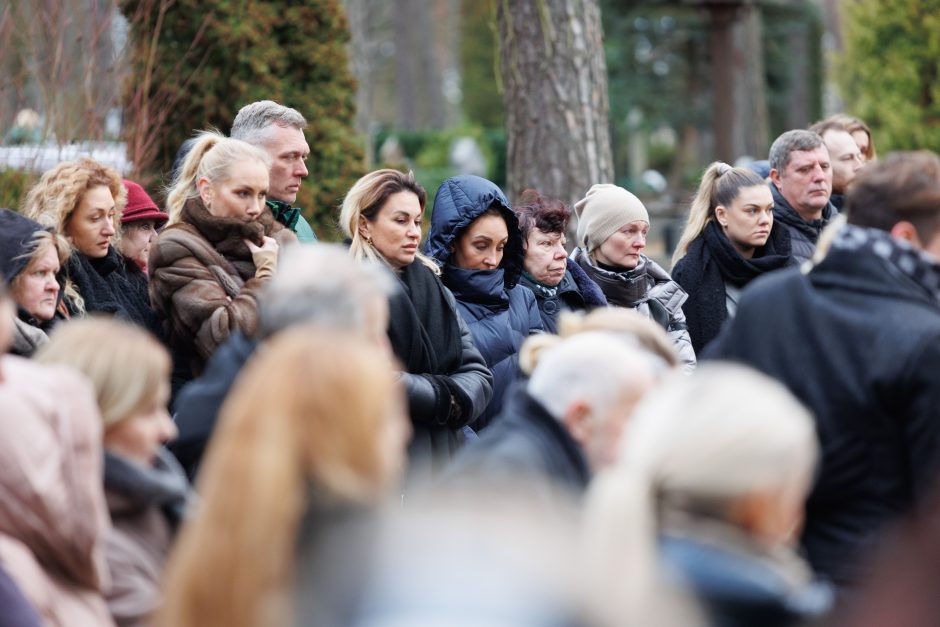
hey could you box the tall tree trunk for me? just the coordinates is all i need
[496,0,613,207]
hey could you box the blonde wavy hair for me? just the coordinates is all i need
[22,157,126,248]
[34,317,170,427]
[156,327,403,627]
[339,168,439,273]
[671,161,767,267]
[21,158,126,314]
[165,130,272,224]
[519,307,680,376]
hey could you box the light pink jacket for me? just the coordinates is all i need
[0,355,115,627]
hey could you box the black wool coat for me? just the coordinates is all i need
[704,246,940,586]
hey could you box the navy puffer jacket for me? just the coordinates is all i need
[426,176,543,430]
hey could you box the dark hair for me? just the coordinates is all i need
[768,129,825,173]
[845,151,940,241]
[514,189,572,240]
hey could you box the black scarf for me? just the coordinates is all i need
[64,246,158,332]
[674,221,793,354]
[387,261,463,376]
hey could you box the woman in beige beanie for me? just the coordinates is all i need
[570,184,696,371]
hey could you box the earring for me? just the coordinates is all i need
[365,235,374,245]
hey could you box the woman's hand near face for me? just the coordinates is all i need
[246,236,278,279]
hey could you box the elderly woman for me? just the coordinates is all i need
[119,180,168,276]
[156,329,411,627]
[425,174,542,430]
[570,184,696,370]
[150,131,297,385]
[514,190,607,333]
[585,364,832,626]
[0,208,69,356]
[340,169,492,469]
[0,283,114,626]
[21,158,156,331]
[36,318,191,627]
[671,163,794,355]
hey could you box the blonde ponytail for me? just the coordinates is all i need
[165,130,272,224]
[671,162,766,268]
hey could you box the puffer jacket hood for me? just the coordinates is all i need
[425,175,525,288]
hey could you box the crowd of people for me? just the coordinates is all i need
[2,99,938,627]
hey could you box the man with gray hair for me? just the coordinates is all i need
[445,332,659,504]
[169,244,396,478]
[768,129,838,263]
[231,100,318,242]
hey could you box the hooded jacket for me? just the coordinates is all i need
[0,356,114,627]
[425,175,543,430]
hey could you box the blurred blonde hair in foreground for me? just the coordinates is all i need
[582,363,820,626]
[156,327,404,627]
[520,307,680,376]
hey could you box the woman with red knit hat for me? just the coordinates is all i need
[120,180,168,275]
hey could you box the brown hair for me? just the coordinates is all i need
[672,162,766,266]
[156,328,401,627]
[831,114,877,161]
[339,168,438,272]
[514,189,572,240]
[844,151,940,242]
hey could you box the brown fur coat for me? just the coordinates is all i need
[149,199,296,377]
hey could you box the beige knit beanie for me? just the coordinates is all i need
[574,184,650,252]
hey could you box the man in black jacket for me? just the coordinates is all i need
[706,151,940,588]
[768,129,838,264]
[446,332,660,508]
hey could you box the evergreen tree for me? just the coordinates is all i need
[840,0,940,152]
[120,0,364,236]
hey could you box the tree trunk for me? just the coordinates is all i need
[496,0,613,207]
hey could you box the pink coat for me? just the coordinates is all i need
[0,355,115,627]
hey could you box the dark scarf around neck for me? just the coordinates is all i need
[702,220,792,287]
[387,261,463,375]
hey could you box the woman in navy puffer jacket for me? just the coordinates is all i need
[426,175,542,431]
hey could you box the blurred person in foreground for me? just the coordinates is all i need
[169,244,395,479]
[446,311,669,509]
[706,152,940,588]
[36,319,192,627]
[0,279,114,626]
[514,190,607,333]
[0,209,69,356]
[156,328,410,627]
[584,364,831,627]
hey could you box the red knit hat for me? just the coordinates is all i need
[121,180,168,226]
